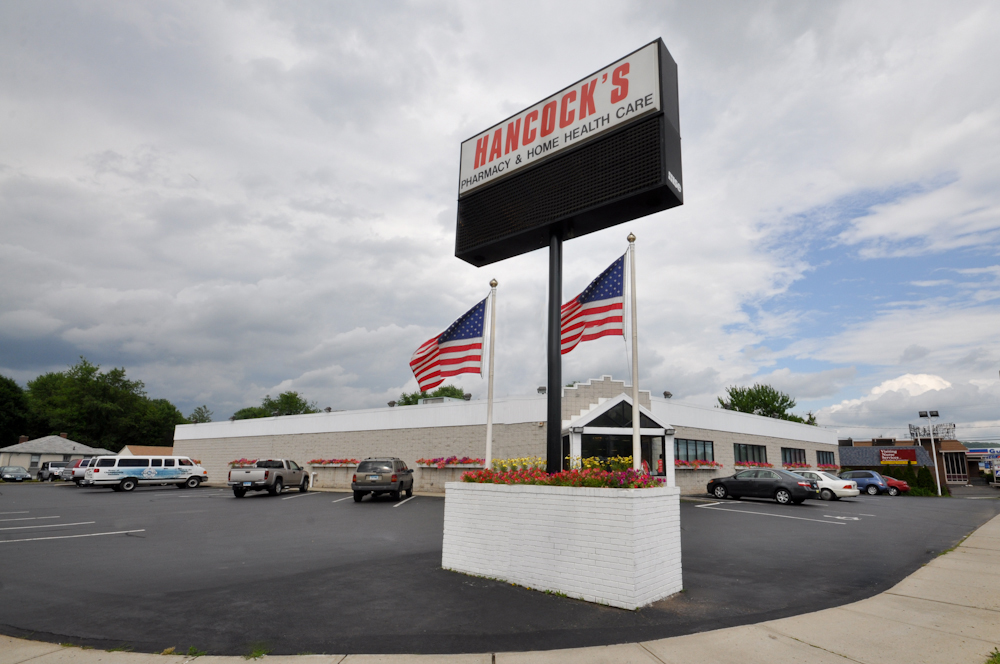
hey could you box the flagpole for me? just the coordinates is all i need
[628,233,641,472]
[485,279,498,470]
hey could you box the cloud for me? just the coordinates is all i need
[1,1,999,426]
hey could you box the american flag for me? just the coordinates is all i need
[561,254,625,354]
[410,296,487,391]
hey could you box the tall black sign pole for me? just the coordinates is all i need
[546,231,563,474]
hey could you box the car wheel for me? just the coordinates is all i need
[120,478,137,492]
[712,484,728,499]
[820,488,835,501]
[391,489,401,500]
[353,491,364,502]
[866,484,879,495]
[184,477,201,489]
[233,488,246,498]
[74,479,82,486]
[774,488,792,505]
[268,479,283,496]
[888,486,899,496]
[299,478,308,493]
[405,484,413,498]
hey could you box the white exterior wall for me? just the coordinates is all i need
[174,386,840,493]
[442,482,682,610]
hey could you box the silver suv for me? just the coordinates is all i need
[351,458,414,502]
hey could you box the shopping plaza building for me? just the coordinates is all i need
[174,377,840,494]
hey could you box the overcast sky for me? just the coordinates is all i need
[2,1,999,443]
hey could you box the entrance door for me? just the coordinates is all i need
[943,452,968,484]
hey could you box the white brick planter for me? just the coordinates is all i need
[309,464,357,489]
[442,482,682,610]
[415,464,482,493]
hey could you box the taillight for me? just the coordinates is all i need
[264,470,269,479]
[352,474,356,482]
[228,471,232,481]
[844,485,853,489]
[94,469,100,473]
[391,474,398,482]
[797,481,811,487]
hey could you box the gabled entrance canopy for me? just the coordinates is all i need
[562,393,676,485]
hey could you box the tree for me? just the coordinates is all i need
[717,383,817,425]
[232,391,319,420]
[188,405,213,423]
[25,357,188,452]
[0,374,29,448]
[397,384,466,406]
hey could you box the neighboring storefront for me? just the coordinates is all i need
[174,376,840,495]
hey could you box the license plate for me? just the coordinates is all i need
[243,482,252,486]
[368,475,379,480]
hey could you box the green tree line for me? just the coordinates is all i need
[0,358,188,452]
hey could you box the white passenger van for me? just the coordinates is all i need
[84,456,209,492]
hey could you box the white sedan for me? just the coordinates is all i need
[795,470,859,501]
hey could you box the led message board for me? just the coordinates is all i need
[456,39,682,267]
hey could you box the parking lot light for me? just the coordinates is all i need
[919,410,943,496]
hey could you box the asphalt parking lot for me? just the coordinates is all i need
[0,482,997,655]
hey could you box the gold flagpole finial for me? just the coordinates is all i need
[490,279,498,287]
[627,233,636,243]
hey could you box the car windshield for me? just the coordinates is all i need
[358,461,393,473]
[819,472,841,481]
[3,467,27,473]
[255,460,284,468]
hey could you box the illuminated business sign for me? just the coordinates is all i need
[880,448,918,465]
[455,39,682,267]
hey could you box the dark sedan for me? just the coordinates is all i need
[1,466,33,482]
[707,468,819,504]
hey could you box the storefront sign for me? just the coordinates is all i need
[880,448,917,465]
[459,42,662,195]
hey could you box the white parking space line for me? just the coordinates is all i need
[332,496,353,503]
[694,504,845,525]
[0,529,145,544]
[0,521,95,531]
[282,492,321,500]
[393,496,416,508]
[817,508,877,516]
[0,516,59,523]
[0,511,29,515]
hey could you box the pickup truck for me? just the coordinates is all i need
[228,459,309,497]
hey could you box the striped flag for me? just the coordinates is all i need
[410,296,487,391]
[561,254,625,355]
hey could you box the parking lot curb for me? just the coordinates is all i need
[3,513,998,663]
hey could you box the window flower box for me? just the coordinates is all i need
[416,460,484,493]
[675,460,723,470]
[309,459,360,467]
[817,464,840,471]
[228,458,258,468]
[734,461,774,469]
[782,463,811,470]
[442,482,682,610]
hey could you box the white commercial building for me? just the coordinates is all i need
[174,376,839,494]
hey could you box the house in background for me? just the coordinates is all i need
[0,434,111,473]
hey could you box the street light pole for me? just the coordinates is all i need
[919,410,943,497]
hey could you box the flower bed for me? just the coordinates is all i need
[734,461,774,469]
[783,463,811,470]
[675,459,723,470]
[309,458,360,466]
[818,464,840,471]
[229,458,257,468]
[462,467,661,489]
[417,456,484,468]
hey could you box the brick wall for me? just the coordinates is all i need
[672,425,842,495]
[175,421,546,489]
[562,375,650,422]
[441,482,682,610]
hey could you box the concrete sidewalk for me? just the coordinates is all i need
[4,514,999,664]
